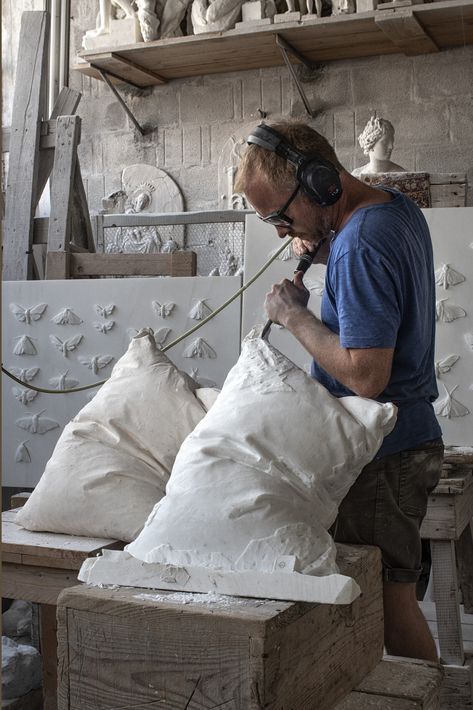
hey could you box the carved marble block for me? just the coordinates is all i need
[82,16,143,51]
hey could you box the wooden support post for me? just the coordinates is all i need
[35,87,82,210]
[3,11,49,280]
[431,539,464,666]
[47,115,81,254]
[46,251,71,280]
[71,159,96,253]
[40,604,58,710]
[456,521,473,614]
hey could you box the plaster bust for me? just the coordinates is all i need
[352,115,406,177]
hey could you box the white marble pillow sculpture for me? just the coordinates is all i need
[16,330,206,542]
[126,333,397,577]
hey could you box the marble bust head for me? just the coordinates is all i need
[352,115,406,177]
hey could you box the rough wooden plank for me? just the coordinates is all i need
[375,8,439,55]
[40,603,58,710]
[69,251,196,277]
[355,656,442,709]
[335,694,425,709]
[32,243,47,279]
[3,11,49,280]
[421,474,473,540]
[47,115,81,253]
[70,159,96,253]
[45,251,70,279]
[3,552,23,563]
[430,183,466,208]
[88,52,167,86]
[440,654,473,710]
[35,87,82,209]
[431,539,464,665]
[2,563,79,605]
[457,522,473,615]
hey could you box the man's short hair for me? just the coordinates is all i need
[234,121,344,193]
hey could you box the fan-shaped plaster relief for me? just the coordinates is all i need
[435,264,466,290]
[434,384,470,419]
[15,441,31,463]
[189,300,213,321]
[435,354,460,378]
[12,387,38,405]
[93,320,115,333]
[94,304,115,318]
[51,308,83,325]
[10,303,47,324]
[436,299,466,323]
[78,355,114,375]
[13,336,37,356]
[49,371,80,390]
[183,338,217,359]
[49,334,83,357]
[152,301,176,319]
[16,410,60,434]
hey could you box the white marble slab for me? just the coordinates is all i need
[3,276,242,487]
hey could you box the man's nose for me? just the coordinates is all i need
[275,225,291,239]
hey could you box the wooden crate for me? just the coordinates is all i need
[57,544,383,710]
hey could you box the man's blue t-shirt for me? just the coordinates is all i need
[311,189,442,458]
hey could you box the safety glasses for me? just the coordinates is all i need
[255,185,300,227]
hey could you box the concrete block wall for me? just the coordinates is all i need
[69,0,473,215]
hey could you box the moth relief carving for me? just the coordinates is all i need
[93,320,115,333]
[435,354,460,378]
[152,301,176,319]
[189,300,213,321]
[183,338,217,359]
[49,371,80,390]
[51,308,83,325]
[435,299,466,323]
[12,387,39,406]
[15,441,31,463]
[78,355,114,375]
[10,303,47,324]
[154,328,173,349]
[95,304,115,318]
[13,336,37,356]
[435,264,466,290]
[9,367,40,382]
[49,334,83,357]
[16,410,60,435]
[434,384,470,419]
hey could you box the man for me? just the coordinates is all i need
[234,121,443,662]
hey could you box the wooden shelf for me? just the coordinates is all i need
[74,0,473,88]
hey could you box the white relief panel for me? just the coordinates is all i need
[3,276,241,486]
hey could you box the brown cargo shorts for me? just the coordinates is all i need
[331,438,444,583]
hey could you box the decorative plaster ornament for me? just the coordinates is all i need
[9,303,47,324]
[16,410,60,435]
[120,227,162,254]
[464,333,473,351]
[13,336,37,356]
[435,263,466,290]
[94,304,115,318]
[82,0,142,50]
[49,334,83,357]
[183,337,217,359]
[189,300,213,321]
[435,354,460,378]
[331,0,355,13]
[78,355,114,375]
[154,328,173,349]
[49,371,80,391]
[51,308,83,325]
[93,320,115,333]
[435,298,466,323]
[191,0,245,34]
[15,441,31,464]
[152,301,176,319]
[434,384,470,419]
[136,0,160,41]
[189,368,217,388]
[12,387,38,406]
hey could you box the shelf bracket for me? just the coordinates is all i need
[275,35,317,118]
[94,67,147,136]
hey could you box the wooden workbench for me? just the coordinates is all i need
[1,509,124,710]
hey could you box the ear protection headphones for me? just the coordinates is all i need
[247,123,343,207]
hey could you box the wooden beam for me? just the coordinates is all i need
[35,87,82,209]
[375,8,439,56]
[47,115,81,252]
[88,51,167,86]
[69,251,196,277]
[46,251,71,279]
[71,159,96,253]
[3,11,49,280]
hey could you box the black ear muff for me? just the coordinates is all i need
[247,123,342,207]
